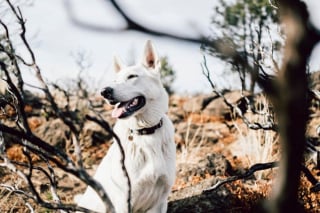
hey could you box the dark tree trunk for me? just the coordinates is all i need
[261,1,320,212]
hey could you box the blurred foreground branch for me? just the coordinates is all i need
[261,1,320,212]
[63,0,206,44]
[0,0,134,212]
[201,1,320,211]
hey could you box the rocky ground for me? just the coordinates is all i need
[0,87,319,212]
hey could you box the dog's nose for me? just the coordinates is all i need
[101,87,113,99]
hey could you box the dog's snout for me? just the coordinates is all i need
[101,87,113,99]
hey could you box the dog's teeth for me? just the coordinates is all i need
[132,98,138,106]
[128,99,137,108]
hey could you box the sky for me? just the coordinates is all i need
[3,0,320,94]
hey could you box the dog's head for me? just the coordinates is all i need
[101,40,168,120]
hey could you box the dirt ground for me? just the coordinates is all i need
[0,93,319,212]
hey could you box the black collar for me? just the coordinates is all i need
[130,118,163,135]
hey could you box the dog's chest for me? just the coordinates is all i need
[124,135,171,211]
[124,134,165,173]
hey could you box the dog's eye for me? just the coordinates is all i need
[127,74,138,80]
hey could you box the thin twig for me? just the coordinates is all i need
[201,55,278,131]
[4,0,80,136]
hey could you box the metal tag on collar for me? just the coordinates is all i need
[128,129,134,141]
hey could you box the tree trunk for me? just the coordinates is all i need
[262,1,320,212]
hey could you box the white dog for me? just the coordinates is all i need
[77,40,176,213]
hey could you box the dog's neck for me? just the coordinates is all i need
[126,112,163,129]
[120,114,163,141]
[129,118,163,135]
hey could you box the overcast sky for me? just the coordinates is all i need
[4,0,320,94]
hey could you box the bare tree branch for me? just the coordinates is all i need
[204,161,279,192]
[203,161,319,193]
[63,0,207,44]
[201,55,278,131]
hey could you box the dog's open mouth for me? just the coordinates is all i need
[111,96,146,119]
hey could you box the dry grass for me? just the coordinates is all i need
[229,95,279,180]
[177,113,206,164]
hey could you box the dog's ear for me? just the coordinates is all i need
[142,40,160,70]
[112,56,125,73]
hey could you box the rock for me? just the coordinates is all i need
[169,95,186,124]
[176,153,231,181]
[306,117,320,138]
[168,177,232,213]
[174,119,230,151]
[79,121,112,148]
[28,116,44,131]
[169,106,185,124]
[182,95,213,113]
[204,153,232,176]
[203,90,251,118]
[33,119,69,151]
[24,90,44,109]
[309,71,320,90]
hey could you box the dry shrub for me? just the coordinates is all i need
[230,95,279,180]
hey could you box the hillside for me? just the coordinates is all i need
[0,87,319,212]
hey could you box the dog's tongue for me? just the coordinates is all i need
[112,104,125,118]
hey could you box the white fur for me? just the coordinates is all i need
[77,40,176,213]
